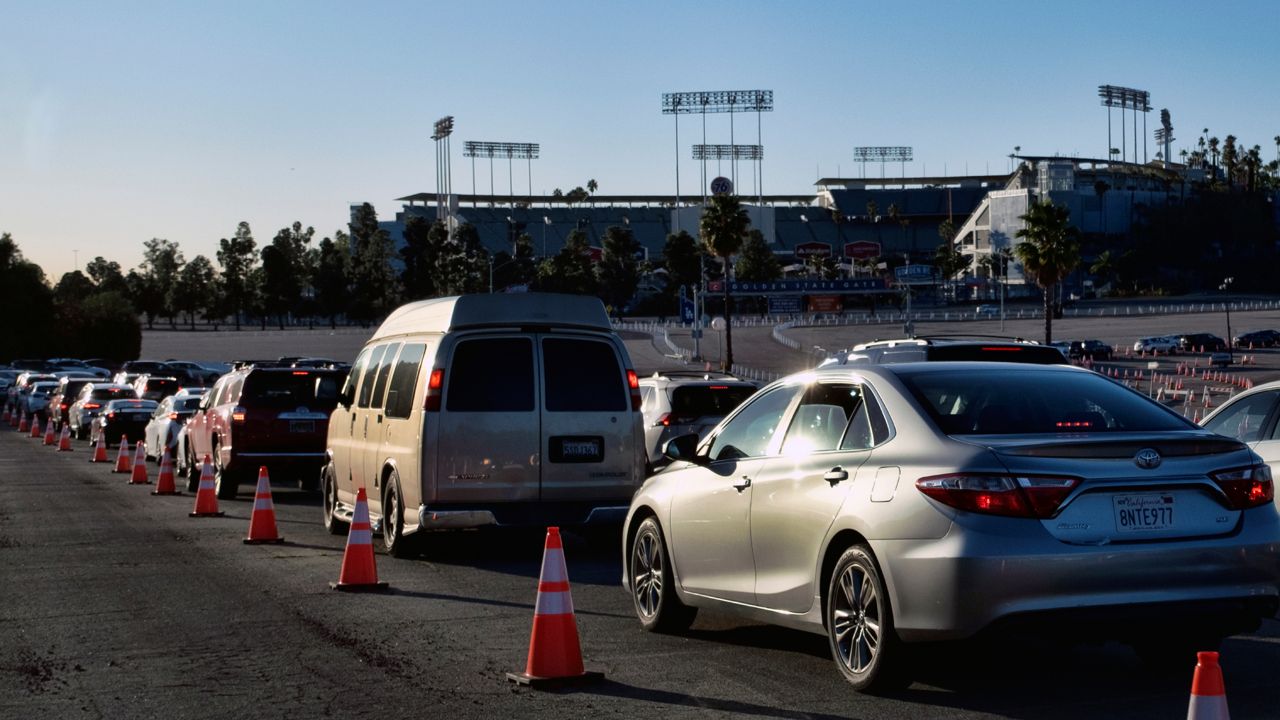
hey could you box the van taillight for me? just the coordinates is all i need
[424,368,444,412]
[232,406,246,423]
[627,369,641,411]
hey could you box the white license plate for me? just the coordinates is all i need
[289,420,315,433]
[1113,493,1175,532]
[563,440,600,458]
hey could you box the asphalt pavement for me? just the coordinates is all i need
[4,426,1280,719]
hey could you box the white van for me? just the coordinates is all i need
[323,293,645,555]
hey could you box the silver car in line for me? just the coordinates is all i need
[622,362,1280,692]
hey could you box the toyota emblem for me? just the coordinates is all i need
[1134,448,1162,470]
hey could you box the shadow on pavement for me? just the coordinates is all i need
[582,679,852,720]
[401,527,623,587]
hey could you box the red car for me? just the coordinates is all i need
[183,366,344,498]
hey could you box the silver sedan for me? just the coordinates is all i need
[622,362,1280,692]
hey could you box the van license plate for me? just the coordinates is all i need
[550,436,603,463]
[290,420,314,433]
[1113,493,1175,532]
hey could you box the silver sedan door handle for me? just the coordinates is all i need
[732,476,752,492]
[824,467,849,485]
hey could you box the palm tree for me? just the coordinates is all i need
[1014,200,1081,344]
[1274,136,1279,163]
[700,194,751,371]
[587,179,598,207]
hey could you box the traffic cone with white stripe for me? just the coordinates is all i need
[17,411,28,433]
[2,406,9,425]
[42,418,56,445]
[113,437,132,473]
[243,466,283,544]
[128,442,150,484]
[29,415,42,438]
[330,486,387,591]
[189,455,224,517]
[90,427,109,463]
[1186,651,1230,719]
[152,448,179,495]
[57,423,72,452]
[506,526,602,688]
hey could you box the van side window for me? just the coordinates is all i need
[385,343,427,419]
[542,338,626,412]
[342,348,371,401]
[370,343,401,410]
[358,345,389,409]
[447,338,534,412]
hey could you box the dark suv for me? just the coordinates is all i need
[1179,333,1227,352]
[820,336,1068,366]
[1067,339,1113,361]
[183,366,344,498]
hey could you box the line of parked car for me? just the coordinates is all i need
[6,294,1280,694]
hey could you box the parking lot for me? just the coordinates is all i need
[5,309,1280,718]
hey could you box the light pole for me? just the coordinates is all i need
[541,216,550,258]
[1220,276,1235,362]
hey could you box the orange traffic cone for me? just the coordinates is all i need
[57,424,73,452]
[243,466,284,544]
[1186,651,1229,719]
[506,527,602,688]
[90,427,109,463]
[189,455,225,517]
[128,442,150,484]
[29,415,42,438]
[330,486,387,592]
[42,418,56,445]
[18,412,29,433]
[152,448,180,495]
[113,437,132,474]
[2,407,9,424]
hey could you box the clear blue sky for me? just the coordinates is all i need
[4,0,1278,280]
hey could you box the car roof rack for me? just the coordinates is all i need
[649,370,743,381]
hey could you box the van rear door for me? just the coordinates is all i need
[435,336,541,503]
[538,335,636,502]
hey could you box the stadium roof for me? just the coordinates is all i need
[394,192,817,206]
[815,174,1008,188]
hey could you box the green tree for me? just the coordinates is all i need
[172,255,216,328]
[700,194,751,371]
[596,225,641,312]
[86,257,128,294]
[0,235,66,360]
[217,221,258,330]
[399,215,439,300]
[140,238,185,327]
[536,229,598,295]
[1222,135,1239,190]
[314,232,351,328]
[933,242,972,300]
[660,230,703,307]
[347,203,400,323]
[54,271,95,305]
[260,222,315,327]
[1014,200,1081,344]
[439,223,489,295]
[735,229,782,282]
[126,269,163,330]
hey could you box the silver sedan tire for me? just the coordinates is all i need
[630,517,696,633]
[826,545,907,693]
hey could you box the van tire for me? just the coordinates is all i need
[382,472,414,558]
[322,465,348,536]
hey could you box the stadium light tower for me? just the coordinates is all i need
[431,115,455,224]
[463,141,540,207]
[853,146,913,182]
[662,90,774,226]
[1098,85,1151,163]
